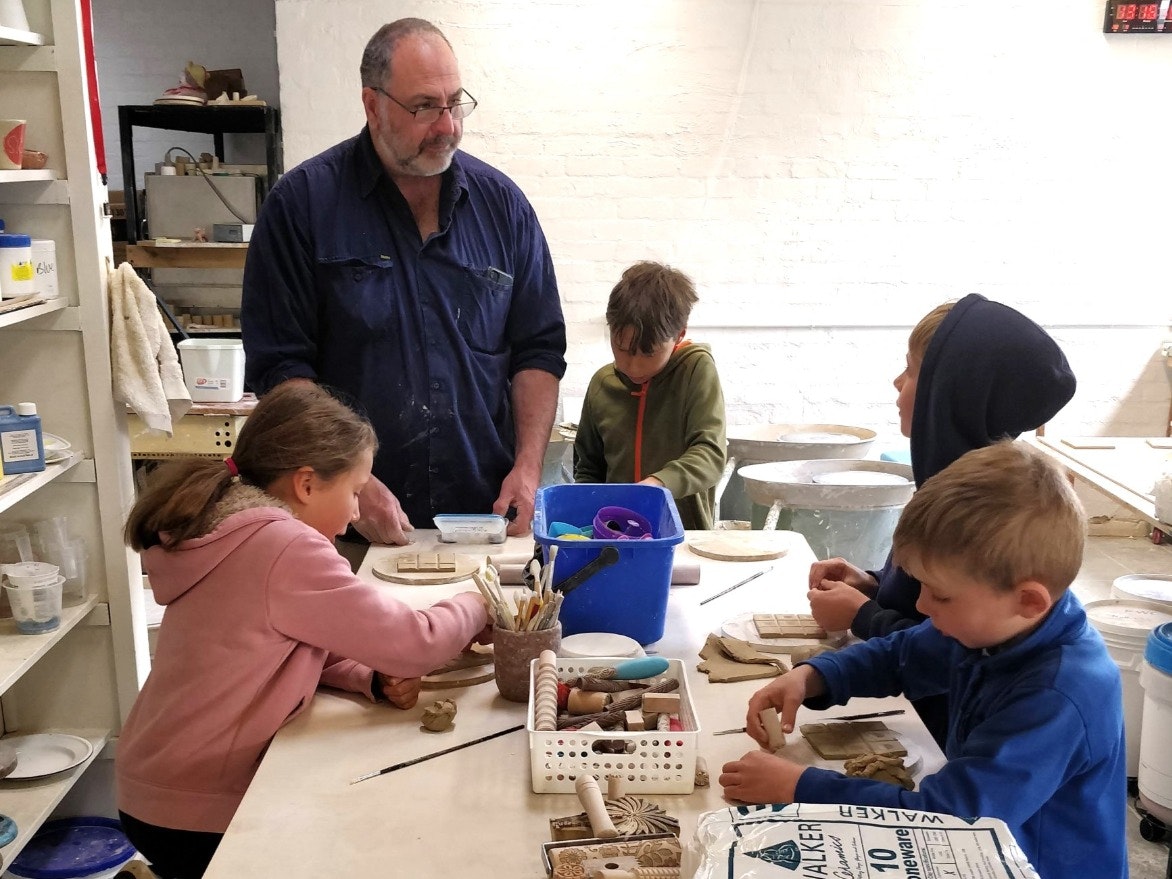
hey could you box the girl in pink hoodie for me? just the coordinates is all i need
[116,383,489,878]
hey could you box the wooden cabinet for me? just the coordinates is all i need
[0,0,148,860]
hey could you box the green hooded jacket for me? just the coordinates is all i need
[574,341,727,529]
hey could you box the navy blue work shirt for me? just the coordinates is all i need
[241,127,566,527]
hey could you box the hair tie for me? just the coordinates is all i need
[224,457,239,477]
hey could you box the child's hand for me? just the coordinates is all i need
[808,579,870,632]
[808,558,877,595]
[465,620,494,651]
[375,674,422,710]
[720,750,806,804]
[746,666,823,746]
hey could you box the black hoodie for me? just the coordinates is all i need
[849,294,1077,741]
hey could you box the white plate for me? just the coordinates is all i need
[559,632,645,659]
[41,433,71,453]
[44,450,72,464]
[720,611,849,654]
[1,733,94,779]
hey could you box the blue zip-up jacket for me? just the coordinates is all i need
[796,591,1128,879]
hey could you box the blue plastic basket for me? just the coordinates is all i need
[534,483,684,645]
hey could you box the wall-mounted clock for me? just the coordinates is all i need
[1105,0,1172,32]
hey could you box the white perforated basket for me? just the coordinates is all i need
[527,656,700,794]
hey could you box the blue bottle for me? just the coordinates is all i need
[0,402,46,475]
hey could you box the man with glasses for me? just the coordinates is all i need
[242,19,566,546]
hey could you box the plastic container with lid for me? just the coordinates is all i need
[0,232,35,299]
[1084,598,1172,777]
[1139,622,1172,812]
[5,816,136,879]
[0,403,46,475]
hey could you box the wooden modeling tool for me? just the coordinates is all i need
[759,708,785,751]
[575,774,619,838]
[351,724,524,783]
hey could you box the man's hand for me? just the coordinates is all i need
[354,475,414,546]
[808,579,870,632]
[374,674,422,710]
[720,750,806,805]
[494,464,539,537]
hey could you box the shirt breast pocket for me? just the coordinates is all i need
[456,265,513,355]
[315,254,397,337]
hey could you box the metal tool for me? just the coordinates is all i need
[698,566,772,605]
[711,708,905,737]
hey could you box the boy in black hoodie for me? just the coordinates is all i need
[806,294,1077,744]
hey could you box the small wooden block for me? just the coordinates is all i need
[799,721,907,760]
[642,693,681,714]
[624,709,645,731]
[753,613,827,640]
[436,553,457,572]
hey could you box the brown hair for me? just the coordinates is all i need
[606,261,698,355]
[892,440,1085,596]
[125,383,377,551]
[360,18,452,90]
[908,301,955,364]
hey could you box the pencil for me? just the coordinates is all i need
[351,724,525,784]
[698,566,773,606]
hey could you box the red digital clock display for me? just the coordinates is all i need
[1105,0,1171,31]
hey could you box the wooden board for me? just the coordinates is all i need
[687,531,791,562]
[372,553,480,585]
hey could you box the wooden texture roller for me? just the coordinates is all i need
[574,774,618,838]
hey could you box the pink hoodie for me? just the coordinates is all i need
[115,503,487,833]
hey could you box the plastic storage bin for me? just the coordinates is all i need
[176,338,245,402]
[527,656,698,794]
[533,484,684,645]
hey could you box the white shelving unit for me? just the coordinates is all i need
[0,0,148,863]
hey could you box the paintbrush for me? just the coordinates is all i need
[351,724,525,783]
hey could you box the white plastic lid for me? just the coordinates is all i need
[1085,598,1172,637]
[1112,574,1172,608]
[15,402,36,416]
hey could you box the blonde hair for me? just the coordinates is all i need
[908,301,955,364]
[892,440,1085,595]
[125,383,377,551]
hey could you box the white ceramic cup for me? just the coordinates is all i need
[0,119,27,171]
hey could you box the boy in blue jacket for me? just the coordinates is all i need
[808,294,1076,744]
[720,441,1128,879]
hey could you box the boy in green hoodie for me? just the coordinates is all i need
[574,261,727,529]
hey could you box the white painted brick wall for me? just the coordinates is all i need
[266,0,1171,439]
[93,0,279,193]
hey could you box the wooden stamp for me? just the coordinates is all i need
[642,693,680,714]
[759,707,785,751]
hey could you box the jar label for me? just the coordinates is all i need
[10,261,33,282]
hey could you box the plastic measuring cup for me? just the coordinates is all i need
[4,575,63,634]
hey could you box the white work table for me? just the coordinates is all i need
[202,531,945,878]
[1028,435,1172,534]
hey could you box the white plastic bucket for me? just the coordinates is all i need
[177,338,245,402]
[1085,599,1172,777]
[1138,622,1172,811]
[1112,574,1172,613]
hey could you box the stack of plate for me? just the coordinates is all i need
[43,433,71,465]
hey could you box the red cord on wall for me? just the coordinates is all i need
[79,0,107,183]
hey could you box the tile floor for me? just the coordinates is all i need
[1071,534,1172,879]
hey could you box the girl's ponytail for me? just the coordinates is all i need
[124,458,238,550]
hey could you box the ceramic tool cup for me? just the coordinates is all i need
[493,622,561,702]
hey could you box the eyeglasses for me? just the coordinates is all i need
[372,86,478,123]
